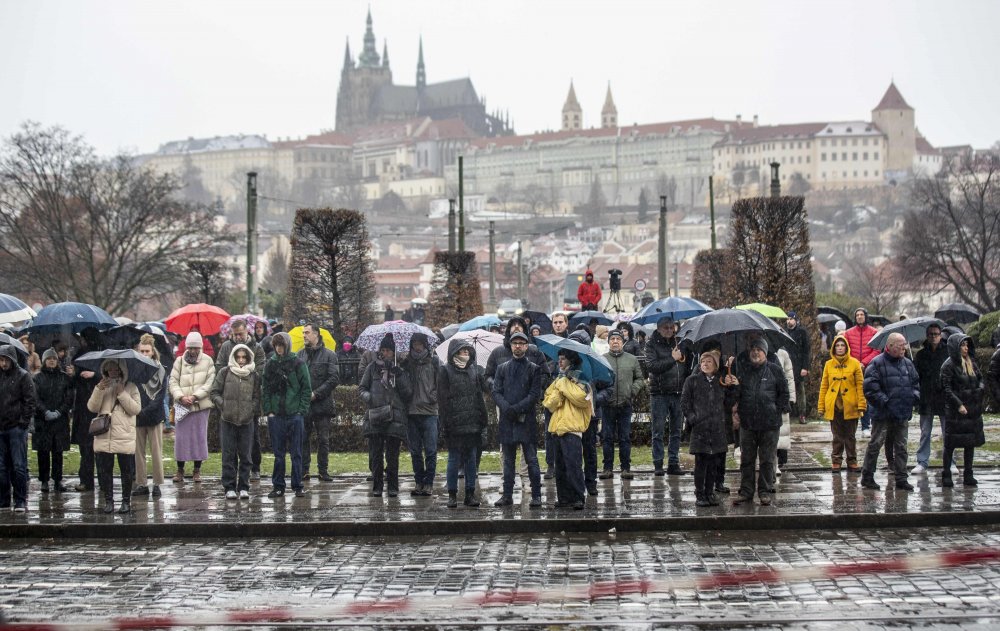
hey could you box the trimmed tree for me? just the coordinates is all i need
[690,249,730,309]
[427,251,484,330]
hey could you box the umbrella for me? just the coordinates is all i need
[219,314,271,339]
[113,316,134,325]
[935,303,980,325]
[677,308,795,354]
[631,296,713,325]
[867,317,947,351]
[164,303,231,336]
[818,306,851,323]
[459,314,502,332]
[434,330,504,368]
[21,302,118,349]
[0,332,29,363]
[0,293,37,323]
[817,313,843,325]
[734,303,788,319]
[440,323,460,340]
[521,310,553,335]
[100,324,172,360]
[287,325,336,353]
[411,298,428,305]
[568,310,614,330]
[73,348,160,384]
[534,334,614,383]
[868,314,891,327]
[356,321,438,353]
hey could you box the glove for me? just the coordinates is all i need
[44,410,60,421]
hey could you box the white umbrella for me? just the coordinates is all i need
[434,330,504,368]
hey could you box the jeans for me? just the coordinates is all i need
[601,405,633,471]
[407,414,438,486]
[501,440,541,496]
[220,421,253,492]
[96,452,134,502]
[268,414,304,492]
[859,407,872,431]
[583,419,598,486]
[36,449,64,483]
[917,413,943,468]
[738,428,779,499]
[862,419,908,483]
[553,433,585,505]
[251,418,262,473]
[650,394,683,466]
[162,394,173,431]
[368,434,401,492]
[0,427,29,507]
[302,414,331,475]
[446,434,479,493]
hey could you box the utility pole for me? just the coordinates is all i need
[709,175,717,251]
[246,172,258,313]
[448,198,456,253]
[458,156,465,251]
[658,195,669,297]
[516,240,523,300]
[770,162,781,198]
[488,221,497,307]
[673,262,680,299]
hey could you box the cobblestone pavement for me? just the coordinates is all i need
[1,527,999,629]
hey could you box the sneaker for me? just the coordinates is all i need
[895,481,914,491]
[759,493,772,506]
[494,495,513,507]
[775,466,782,477]
[54,483,69,493]
[696,497,712,507]
[529,495,542,508]
[226,490,238,500]
[267,489,284,498]
[410,486,423,497]
[13,503,26,513]
[598,470,613,480]
[239,490,250,500]
[250,471,260,481]
[621,469,634,480]
[151,486,161,498]
[862,429,871,439]
[131,486,150,497]
[910,464,927,474]
[294,489,307,498]
[74,483,93,492]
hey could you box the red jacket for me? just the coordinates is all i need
[577,274,602,307]
[843,324,879,367]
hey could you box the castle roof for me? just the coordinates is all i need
[155,134,270,155]
[469,118,736,150]
[874,82,913,111]
[372,78,480,117]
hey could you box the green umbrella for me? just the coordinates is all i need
[734,303,788,319]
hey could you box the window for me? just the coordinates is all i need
[821,153,827,161]
[821,139,826,147]
[863,152,869,160]
[853,152,858,160]
[852,138,858,146]
[842,152,847,161]
[874,170,879,176]
[864,171,868,177]
[863,138,869,146]
[807,156,811,163]
[830,153,836,161]
[874,152,880,160]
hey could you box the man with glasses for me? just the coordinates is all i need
[912,324,949,474]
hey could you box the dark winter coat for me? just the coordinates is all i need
[644,330,692,395]
[913,338,949,416]
[622,339,641,357]
[0,345,36,431]
[437,338,489,445]
[784,323,811,382]
[734,358,789,431]
[491,355,542,444]
[31,364,72,452]
[400,333,439,416]
[135,367,167,428]
[485,316,550,389]
[939,334,985,448]
[988,345,1000,408]
[70,362,102,444]
[863,352,919,424]
[261,334,312,417]
[298,341,339,417]
[359,360,413,440]
[682,370,736,455]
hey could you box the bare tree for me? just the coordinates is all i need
[0,122,233,313]
[893,152,1000,313]
[521,183,546,216]
[494,180,515,213]
[843,259,903,315]
[787,171,812,196]
[185,259,235,307]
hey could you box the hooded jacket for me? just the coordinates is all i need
[0,345,36,431]
[261,332,312,417]
[169,347,216,411]
[485,316,550,388]
[543,372,592,436]
[210,343,262,426]
[913,333,950,416]
[297,333,340,417]
[437,338,489,442]
[216,335,267,377]
[601,347,644,408]
[359,351,413,440]
[576,269,602,307]
[863,348,919,424]
[644,329,692,395]
[400,332,439,416]
[32,361,73,451]
[86,359,141,455]
[939,334,985,447]
[492,349,542,445]
[843,308,880,368]
[817,334,866,421]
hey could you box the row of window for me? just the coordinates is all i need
[820,170,879,179]
[820,152,879,162]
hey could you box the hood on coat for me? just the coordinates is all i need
[0,344,19,371]
[503,316,529,350]
[853,306,870,326]
[829,333,852,360]
[270,332,293,356]
[99,358,130,382]
[568,329,592,346]
[228,343,255,372]
[584,268,594,281]
[409,332,429,352]
[947,333,974,363]
[447,337,476,366]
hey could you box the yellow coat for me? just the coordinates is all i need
[543,375,592,436]
[818,334,866,421]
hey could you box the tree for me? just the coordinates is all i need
[583,177,606,221]
[185,259,234,307]
[494,180,515,213]
[842,259,903,315]
[893,152,1000,313]
[284,208,376,339]
[179,155,213,206]
[521,183,546,216]
[0,122,233,314]
[691,248,730,309]
[638,187,650,223]
[787,171,812,196]
[544,178,562,217]
[332,181,369,212]
[426,251,484,330]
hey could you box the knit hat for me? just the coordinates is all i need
[701,349,721,369]
[786,311,798,320]
[608,330,624,341]
[42,348,59,362]
[749,337,769,353]
[834,320,847,332]
[509,331,529,343]
[379,332,396,352]
[185,332,203,348]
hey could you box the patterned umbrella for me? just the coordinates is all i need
[219,314,271,339]
[434,330,503,368]
[355,321,438,352]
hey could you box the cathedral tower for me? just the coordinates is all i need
[562,81,582,131]
[601,83,617,128]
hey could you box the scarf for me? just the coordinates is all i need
[609,349,623,358]
[142,365,166,399]
[184,350,200,366]
[452,354,469,369]
[374,356,394,388]
[409,348,429,362]
[228,343,255,378]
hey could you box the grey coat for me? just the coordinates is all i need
[210,367,261,426]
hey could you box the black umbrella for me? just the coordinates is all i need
[816,313,843,325]
[935,303,980,325]
[818,306,851,323]
[73,348,160,384]
[868,314,892,327]
[0,333,29,369]
[101,324,172,360]
[568,310,614,330]
[678,308,795,354]
[521,310,553,335]
[867,317,947,351]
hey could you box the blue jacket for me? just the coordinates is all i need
[863,352,920,424]
[491,355,541,444]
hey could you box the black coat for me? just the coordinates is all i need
[914,340,949,416]
[492,356,542,444]
[437,339,489,445]
[644,331,692,395]
[784,324,811,382]
[31,365,73,452]
[987,345,1000,409]
[682,371,736,454]
[359,361,412,440]
[70,359,102,444]
[299,343,340,417]
[939,334,985,448]
[136,372,167,428]
[735,359,789,431]
[0,345,36,432]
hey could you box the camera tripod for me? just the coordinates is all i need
[603,290,628,314]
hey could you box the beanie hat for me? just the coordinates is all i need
[379,332,396,352]
[42,348,59,362]
[701,349,721,369]
[608,330,624,341]
[749,337,769,354]
[835,320,847,332]
[786,311,798,320]
[185,332,203,348]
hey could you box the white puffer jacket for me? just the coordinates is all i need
[169,352,216,411]
[776,347,796,451]
[87,359,141,455]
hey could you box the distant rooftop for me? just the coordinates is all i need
[155,134,271,155]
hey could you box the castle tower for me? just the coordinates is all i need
[562,81,582,131]
[335,11,393,132]
[416,36,426,90]
[871,82,916,173]
[358,8,380,67]
[601,83,617,128]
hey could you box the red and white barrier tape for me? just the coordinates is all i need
[2,548,998,630]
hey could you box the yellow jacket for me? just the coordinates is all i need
[543,375,592,435]
[818,334,866,421]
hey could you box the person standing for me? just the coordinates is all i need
[298,323,339,482]
[216,319,268,481]
[32,349,73,494]
[543,312,569,479]
[844,308,880,437]
[817,335,866,472]
[88,359,141,514]
[438,337,489,508]
[262,332,312,499]
[69,328,103,492]
[577,269,602,311]
[132,335,166,499]
[168,332,215,483]
[912,324,949,475]
[860,332,919,491]
[491,332,543,508]
[774,345,796,477]
[644,316,691,475]
[989,341,1000,418]
[784,312,811,424]
[211,344,261,500]
[681,349,736,506]
[598,330,643,480]
[359,333,412,498]
[542,349,591,510]
[0,345,37,512]
[551,312,569,338]
[939,334,985,488]
[401,333,438,497]
[18,335,41,375]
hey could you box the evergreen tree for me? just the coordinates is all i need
[427,251,484,330]
[638,187,650,223]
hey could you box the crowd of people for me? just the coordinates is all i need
[1,305,999,514]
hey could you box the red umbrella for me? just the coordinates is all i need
[164,303,231,336]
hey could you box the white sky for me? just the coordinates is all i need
[2,0,998,156]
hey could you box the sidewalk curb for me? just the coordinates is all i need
[3,510,998,539]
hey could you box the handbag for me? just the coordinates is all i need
[88,413,112,436]
[367,404,393,429]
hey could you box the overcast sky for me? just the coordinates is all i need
[2,0,998,156]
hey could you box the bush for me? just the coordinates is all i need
[966,310,1000,349]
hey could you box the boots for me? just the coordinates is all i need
[103,499,115,514]
[447,491,458,508]
[941,473,954,488]
[653,461,665,476]
[964,469,978,486]
[387,476,399,498]
[118,500,131,514]
[464,489,480,507]
[695,494,712,507]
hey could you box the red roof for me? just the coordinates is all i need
[915,134,939,155]
[874,82,913,111]
[716,123,827,145]
[272,131,353,149]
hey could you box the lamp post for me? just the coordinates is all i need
[770,162,781,198]
[658,195,669,297]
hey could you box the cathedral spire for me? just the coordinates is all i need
[359,7,380,67]
[561,80,582,131]
[342,38,353,74]
[416,36,426,89]
[601,82,617,128]
[382,39,390,68]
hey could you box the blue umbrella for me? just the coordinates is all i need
[459,314,502,332]
[630,296,713,325]
[73,348,160,384]
[0,293,36,323]
[22,302,117,336]
[567,310,614,330]
[534,334,614,383]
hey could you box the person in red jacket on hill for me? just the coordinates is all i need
[843,307,880,436]
[577,269,602,311]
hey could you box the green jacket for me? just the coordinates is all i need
[601,351,645,408]
[261,351,312,417]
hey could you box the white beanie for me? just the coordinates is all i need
[834,320,846,332]
[185,331,204,348]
